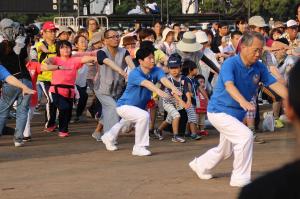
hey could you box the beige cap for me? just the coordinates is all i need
[88,31,103,47]
[249,16,268,27]
[56,26,71,37]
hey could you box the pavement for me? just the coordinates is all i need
[0,114,297,199]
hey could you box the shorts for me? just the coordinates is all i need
[163,102,180,124]
[246,97,256,119]
[186,105,198,124]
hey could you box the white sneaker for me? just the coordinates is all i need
[132,146,151,156]
[189,158,213,180]
[230,180,251,187]
[14,141,24,147]
[101,134,118,151]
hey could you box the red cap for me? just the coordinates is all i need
[42,21,58,31]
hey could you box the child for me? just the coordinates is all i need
[194,74,209,136]
[43,40,96,137]
[181,60,202,140]
[101,47,182,156]
[154,53,189,143]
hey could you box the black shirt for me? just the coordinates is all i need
[239,160,300,199]
[0,41,31,80]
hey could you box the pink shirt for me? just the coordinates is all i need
[49,56,83,98]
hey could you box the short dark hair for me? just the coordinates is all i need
[235,16,247,27]
[136,47,154,61]
[173,23,180,28]
[181,59,197,76]
[56,40,72,57]
[103,29,117,39]
[194,74,205,81]
[288,59,300,118]
[138,28,156,41]
[74,35,87,45]
[231,30,242,39]
[219,22,228,28]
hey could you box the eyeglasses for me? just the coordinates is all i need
[45,30,56,33]
[106,35,120,39]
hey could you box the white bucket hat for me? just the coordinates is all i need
[162,27,174,41]
[176,31,202,52]
[195,31,208,44]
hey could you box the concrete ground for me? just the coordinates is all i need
[0,114,297,199]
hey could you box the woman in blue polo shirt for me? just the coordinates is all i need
[101,47,182,156]
[188,32,287,187]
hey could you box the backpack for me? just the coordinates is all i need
[38,40,56,63]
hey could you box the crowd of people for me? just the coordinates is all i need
[0,3,300,190]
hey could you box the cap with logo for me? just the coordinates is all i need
[167,53,182,68]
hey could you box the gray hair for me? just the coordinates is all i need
[240,32,265,46]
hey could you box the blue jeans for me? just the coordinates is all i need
[0,79,32,142]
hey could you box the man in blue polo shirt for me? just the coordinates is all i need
[188,32,287,187]
[101,47,181,156]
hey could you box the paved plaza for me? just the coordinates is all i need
[0,116,296,199]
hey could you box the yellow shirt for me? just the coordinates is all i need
[36,41,57,82]
[134,48,166,65]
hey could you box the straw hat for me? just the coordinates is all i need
[176,31,202,52]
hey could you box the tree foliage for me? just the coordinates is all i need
[112,0,298,20]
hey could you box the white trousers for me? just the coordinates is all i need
[105,105,150,147]
[194,112,253,184]
[23,106,35,137]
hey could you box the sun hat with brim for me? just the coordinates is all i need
[248,16,268,28]
[286,20,299,28]
[57,26,71,37]
[176,31,202,52]
[88,32,103,47]
[162,27,174,41]
[195,31,208,44]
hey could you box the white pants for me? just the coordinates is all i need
[104,105,150,147]
[194,112,253,184]
[23,106,35,137]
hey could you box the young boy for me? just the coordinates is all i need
[101,47,182,156]
[154,53,189,143]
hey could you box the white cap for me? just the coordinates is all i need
[195,31,208,44]
[286,19,298,28]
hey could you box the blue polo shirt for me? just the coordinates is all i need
[0,65,11,81]
[208,54,276,121]
[117,66,165,110]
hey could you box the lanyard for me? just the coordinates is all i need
[170,76,182,91]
